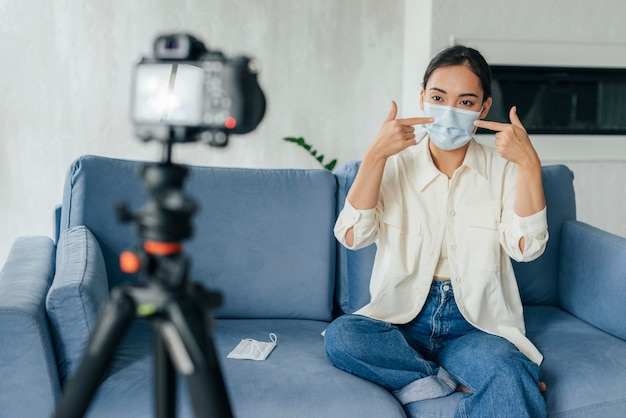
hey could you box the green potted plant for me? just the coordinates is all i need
[283,137,337,171]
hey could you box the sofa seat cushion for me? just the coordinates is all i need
[525,306,626,417]
[82,319,405,418]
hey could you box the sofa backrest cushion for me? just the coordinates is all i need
[510,164,576,305]
[60,155,337,321]
[46,226,109,383]
[334,161,576,313]
[333,161,377,314]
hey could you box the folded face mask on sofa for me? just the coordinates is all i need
[227,333,277,361]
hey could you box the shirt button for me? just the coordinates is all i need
[450,244,457,251]
[521,224,528,231]
[455,277,461,283]
[449,210,455,217]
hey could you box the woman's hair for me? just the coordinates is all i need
[422,45,492,102]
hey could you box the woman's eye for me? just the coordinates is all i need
[460,100,474,107]
[431,96,443,102]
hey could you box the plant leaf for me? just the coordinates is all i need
[283,136,339,171]
[325,159,337,171]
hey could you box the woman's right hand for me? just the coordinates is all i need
[342,101,433,247]
[366,100,434,161]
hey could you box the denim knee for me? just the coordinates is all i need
[324,315,390,366]
[439,331,538,381]
[439,332,545,417]
[325,315,456,404]
[324,314,444,392]
[470,337,541,386]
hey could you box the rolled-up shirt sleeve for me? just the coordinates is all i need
[501,207,549,262]
[334,200,379,250]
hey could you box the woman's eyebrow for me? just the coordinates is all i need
[429,87,447,94]
[428,87,479,98]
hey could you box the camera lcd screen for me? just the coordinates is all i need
[132,63,204,126]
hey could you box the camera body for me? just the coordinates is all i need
[131,33,266,146]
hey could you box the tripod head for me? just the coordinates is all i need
[116,142,198,289]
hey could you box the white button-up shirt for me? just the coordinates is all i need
[334,138,549,365]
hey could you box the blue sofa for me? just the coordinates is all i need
[1,154,625,417]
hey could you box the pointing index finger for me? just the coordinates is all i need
[473,119,509,132]
[397,117,434,126]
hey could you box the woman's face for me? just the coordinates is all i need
[420,64,492,119]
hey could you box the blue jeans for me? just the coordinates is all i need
[324,281,546,418]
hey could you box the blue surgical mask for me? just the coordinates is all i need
[423,102,482,150]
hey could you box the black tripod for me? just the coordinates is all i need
[53,144,233,418]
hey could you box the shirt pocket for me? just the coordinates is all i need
[380,210,424,277]
[463,202,501,272]
[382,209,423,239]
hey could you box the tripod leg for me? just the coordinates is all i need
[155,321,176,418]
[53,287,136,418]
[163,290,233,418]
[185,336,233,418]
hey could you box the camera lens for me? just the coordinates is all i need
[165,39,180,50]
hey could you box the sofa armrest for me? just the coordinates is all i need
[0,236,60,418]
[558,220,626,341]
[46,225,109,383]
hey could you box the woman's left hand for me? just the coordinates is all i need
[475,106,546,252]
[474,106,540,169]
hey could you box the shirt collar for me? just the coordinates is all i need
[413,137,489,192]
[463,139,489,181]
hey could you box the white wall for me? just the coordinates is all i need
[0,0,405,264]
[2,0,625,266]
[425,0,626,237]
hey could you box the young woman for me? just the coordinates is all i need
[325,45,548,417]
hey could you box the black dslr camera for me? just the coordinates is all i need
[131,33,266,146]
